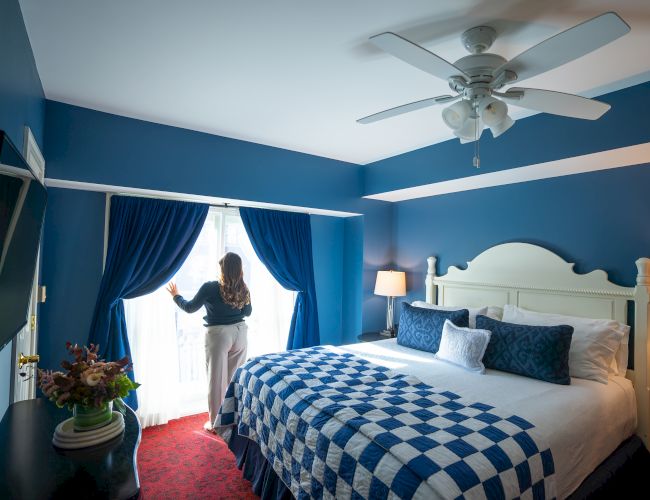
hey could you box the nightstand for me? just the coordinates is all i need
[357,331,392,342]
[0,398,141,499]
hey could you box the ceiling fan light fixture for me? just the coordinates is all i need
[480,97,508,127]
[442,100,472,130]
[453,117,483,142]
[359,12,629,159]
[490,115,515,138]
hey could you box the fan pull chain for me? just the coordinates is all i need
[473,117,480,168]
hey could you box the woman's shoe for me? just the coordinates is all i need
[203,421,216,433]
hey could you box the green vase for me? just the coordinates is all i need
[73,401,113,431]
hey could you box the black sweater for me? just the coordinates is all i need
[173,281,252,326]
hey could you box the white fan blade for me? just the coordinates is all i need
[357,95,454,124]
[370,32,469,80]
[502,87,610,120]
[493,12,630,83]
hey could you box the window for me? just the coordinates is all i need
[124,207,294,427]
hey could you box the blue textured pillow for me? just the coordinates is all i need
[476,315,574,385]
[397,303,469,353]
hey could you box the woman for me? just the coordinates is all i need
[166,252,252,431]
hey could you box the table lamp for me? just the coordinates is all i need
[374,270,406,337]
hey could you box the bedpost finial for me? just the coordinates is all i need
[427,256,437,276]
[636,258,650,286]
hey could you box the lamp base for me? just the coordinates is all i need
[379,329,395,338]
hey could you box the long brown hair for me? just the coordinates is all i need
[219,252,250,309]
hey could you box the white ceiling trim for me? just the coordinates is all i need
[364,142,650,202]
[45,178,361,218]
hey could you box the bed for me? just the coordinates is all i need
[215,242,650,499]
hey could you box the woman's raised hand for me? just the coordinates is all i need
[166,282,179,297]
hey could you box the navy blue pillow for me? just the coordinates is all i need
[476,315,574,385]
[397,303,469,353]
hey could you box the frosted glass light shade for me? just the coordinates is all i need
[490,115,515,138]
[480,97,508,127]
[453,117,483,142]
[442,100,472,130]
[374,271,406,297]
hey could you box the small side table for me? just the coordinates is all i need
[357,331,392,342]
[0,398,141,499]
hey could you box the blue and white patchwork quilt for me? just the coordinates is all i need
[215,346,556,500]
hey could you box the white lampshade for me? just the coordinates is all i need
[442,100,472,130]
[490,115,515,138]
[374,271,406,297]
[479,97,508,127]
[453,117,484,142]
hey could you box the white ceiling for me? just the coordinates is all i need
[19,0,650,165]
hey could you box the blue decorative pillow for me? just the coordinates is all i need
[476,315,574,385]
[397,303,469,353]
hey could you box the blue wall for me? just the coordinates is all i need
[45,101,365,213]
[0,0,45,418]
[366,82,650,195]
[0,0,44,149]
[370,82,650,323]
[395,165,650,306]
[311,215,344,345]
[39,188,106,370]
[342,216,364,344]
[40,101,392,369]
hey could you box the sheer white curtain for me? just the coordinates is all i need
[124,288,183,428]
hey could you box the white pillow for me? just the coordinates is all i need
[486,306,503,321]
[411,301,488,329]
[435,320,491,373]
[615,331,630,377]
[502,305,628,383]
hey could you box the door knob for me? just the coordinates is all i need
[18,353,39,369]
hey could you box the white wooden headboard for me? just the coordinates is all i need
[424,242,650,449]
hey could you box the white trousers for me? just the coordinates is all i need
[205,322,248,425]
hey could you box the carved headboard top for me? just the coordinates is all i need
[430,243,633,298]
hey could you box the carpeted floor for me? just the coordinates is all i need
[137,412,258,499]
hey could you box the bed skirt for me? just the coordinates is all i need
[567,434,650,499]
[228,431,293,500]
[228,431,649,500]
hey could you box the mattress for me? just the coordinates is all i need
[330,339,637,499]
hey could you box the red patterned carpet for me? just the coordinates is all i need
[137,412,258,499]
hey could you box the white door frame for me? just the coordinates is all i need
[10,127,45,402]
[11,256,40,402]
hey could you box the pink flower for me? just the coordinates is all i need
[82,369,105,386]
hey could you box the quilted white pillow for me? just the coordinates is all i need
[435,320,491,373]
[502,305,628,383]
[411,301,488,329]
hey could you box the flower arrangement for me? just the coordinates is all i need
[38,342,139,412]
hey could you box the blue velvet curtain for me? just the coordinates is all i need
[88,196,209,408]
[240,208,320,349]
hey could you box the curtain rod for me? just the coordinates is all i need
[106,192,240,211]
[211,202,238,209]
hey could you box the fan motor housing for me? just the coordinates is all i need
[449,53,509,95]
[454,53,507,79]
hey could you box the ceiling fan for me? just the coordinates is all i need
[358,12,630,144]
